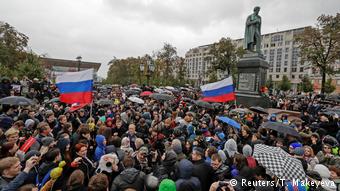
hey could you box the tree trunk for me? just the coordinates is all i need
[321,69,326,95]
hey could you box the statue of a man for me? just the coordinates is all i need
[244,6,261,53]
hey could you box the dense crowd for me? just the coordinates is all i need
[0,76,339,191]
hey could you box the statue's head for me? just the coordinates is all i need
[253,6,260,14]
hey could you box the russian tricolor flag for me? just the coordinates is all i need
[56,69,93,104]
[200,77,235,103]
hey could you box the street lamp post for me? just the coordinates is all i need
[139,57,155,86]
[76,56,82,71]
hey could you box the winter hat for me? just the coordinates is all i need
[95,153,119,173]
[294,147,305,156]
[289,142,302,149]
[106,145,116,154]
[145,174,159,191]
[224,139,238,157]
[171,139,182,154]
[99,116,106,123]
[192,147,204,157]
[313,164,331,179]
[24,150,41,161]
[242,144,253,157]
[159,179,176,191]
[41,137,55,147]
[216,132,225,141]
[25,119,35,129]
[57,138,70,151]
[178,159,194,179]
[311,132,320,140]
[164,150,177,164]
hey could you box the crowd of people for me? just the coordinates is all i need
[0,76,339,191]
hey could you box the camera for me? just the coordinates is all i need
[217,181,230,191]
[105,162,112,167]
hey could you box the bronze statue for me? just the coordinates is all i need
[244,6,261,53]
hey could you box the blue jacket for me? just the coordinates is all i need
[94,135,106,161]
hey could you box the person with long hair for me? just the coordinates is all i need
[303,145,319,170]
[66,169,85,191]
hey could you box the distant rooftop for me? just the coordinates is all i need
[41,57,101,71]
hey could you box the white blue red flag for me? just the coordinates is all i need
[56,69,93,104]
[200,77,235,102]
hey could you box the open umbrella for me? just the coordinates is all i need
[181,97,193,102]
[150,93,175,101]
[125,89,140,96]
[0,96,35,106]
[165,86,175,91]
[261,121,300,137]
[194,100,214,109]
[212,102,222,109]
[249,106,268,115]
[217,116,241,130]
[47,97,60,103]
[253,144,306,180]
[140,91,153,97]
[96,99,113,105]
[128,97,145,104]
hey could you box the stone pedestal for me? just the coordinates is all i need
[235,52,270,108]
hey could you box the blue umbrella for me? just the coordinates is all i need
[217,116,241,130]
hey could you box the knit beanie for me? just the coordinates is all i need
[294,147,305,156]
[159,179,176,191]
[42,137,55,147]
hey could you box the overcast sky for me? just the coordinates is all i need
[1,0,340,78]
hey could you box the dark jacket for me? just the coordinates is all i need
[110,168,145,191]
[0,172,29,191]
[175,159,201,191]
[192,159,214,191]
[213,163,230,182]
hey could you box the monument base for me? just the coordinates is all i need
[235,51,270,108]
[236,93,271,108]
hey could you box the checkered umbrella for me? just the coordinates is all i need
[253,144,306,180]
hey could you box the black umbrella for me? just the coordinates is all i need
[125,89,140,96]
[150,93,175,101]
[261,121,300,137]
[249,106,268,114]
[212,102,222,109]
[0,96,35,106]
[181,97,193,102]
[194,100,214,109]
[96,99,113,105]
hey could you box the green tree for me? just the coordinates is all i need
[296,13,340,94]
[299,76,314,92]
[208,71,218,83]
[0,22,45,79]
[278,75,291,91]
[157,43,178,82]
[324,78,336,94]
[208,38,244,76]
[0,21,29,71]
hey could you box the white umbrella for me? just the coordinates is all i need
[128,97,144,104]
[165,86,175,91]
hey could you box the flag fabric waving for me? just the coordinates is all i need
[56,69,93,104]
[200,77,235,103]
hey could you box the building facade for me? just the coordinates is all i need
[184,27,338,91]
[40,57,101,82]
